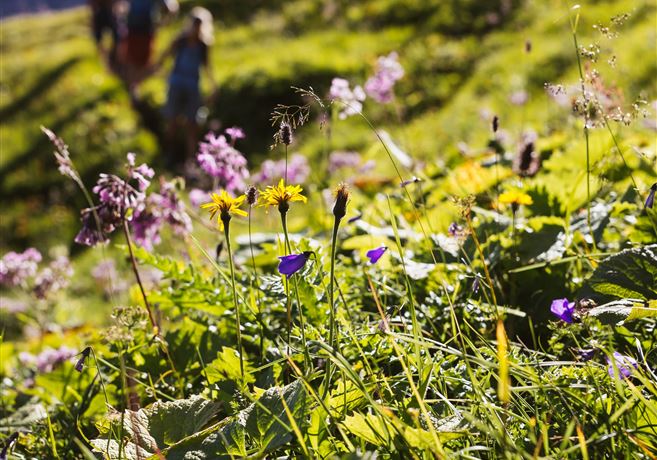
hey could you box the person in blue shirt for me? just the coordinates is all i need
[155,7,217,164]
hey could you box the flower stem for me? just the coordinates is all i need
[121,220,157,331]
[279,211,310,370]
[224,219,245,381]
[323,216,341,398]
[284,145,289,184]
[248,212,265,363]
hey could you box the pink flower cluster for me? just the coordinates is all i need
[252,153,310,185]
[76,153,154,246]
[197,132,249,193]
[0,248,42,287]
[364,52,404,104]
[19,346,78,374]
[33,256,73,299]
[328,151,362,173]
[132,179,193,250]
[329,78,366,119]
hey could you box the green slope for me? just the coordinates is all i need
[0,0,655,252]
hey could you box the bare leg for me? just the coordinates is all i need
[185,120,199,163]
[166,117,179,166]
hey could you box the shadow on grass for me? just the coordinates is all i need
[0,56,83,122]
[0,86,122,193]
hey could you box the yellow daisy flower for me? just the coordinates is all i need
[258,179,307,212]
[201,190,248,230]
[499,190,533,207]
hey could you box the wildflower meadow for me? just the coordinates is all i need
[1,0,656,458]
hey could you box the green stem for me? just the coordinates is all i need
[572,29,595,247]
[324,216,341,398]
[284,145,289,184]
[248,212,265,363]
[121,220,157,331]
[280,210,310,369]
[224,219,245,381]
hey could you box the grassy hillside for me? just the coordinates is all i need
[2,0,653,253]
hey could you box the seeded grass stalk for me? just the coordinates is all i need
[222,218,245,381]
[569,7,595,247]
[365,275,445,453]
[464,207,499,314]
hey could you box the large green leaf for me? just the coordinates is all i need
[159,418,246,460]
[243,379,308,451]
[159,380,308,459]
[578,244,657,303]
[91,396,221,458]
[585,299,657,325]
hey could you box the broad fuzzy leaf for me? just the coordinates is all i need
[91,396,221,458]
[579,244,657,303]
[585,299,657,325]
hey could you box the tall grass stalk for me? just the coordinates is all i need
[569,7,595,245]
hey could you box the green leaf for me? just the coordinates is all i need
[579,244,657,303]
[91,396,221,458]
[159,380,308,458]
[145,396,222,447]
[341,412,393,447]
[206,347,255,385]
[243,379,308,451]
[585,299,657,325]
[90,439,152,460]
[158,418,246,460]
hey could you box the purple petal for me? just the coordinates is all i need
[550,298,575,323]
[607,352,638,379]
[278,252,312,276]
[645,184,656,209]
[366,246,387,264]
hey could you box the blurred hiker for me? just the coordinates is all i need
[156,7,217,163]
[121,0,179,97]
[89,0,119,66]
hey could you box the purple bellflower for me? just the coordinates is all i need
[366,246,388,264]
[645,183,656,209]
[550,298,575,323]
[278,251,313,276]
[607,352,638,379]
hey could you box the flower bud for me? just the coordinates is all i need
[333,183,350,221]
[279,122,293,146]
[246,185,258,206]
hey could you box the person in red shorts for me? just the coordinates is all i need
[121,0,178,98]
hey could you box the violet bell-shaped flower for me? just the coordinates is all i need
[366,246,388,264]
[278,251,313,276]
[550,298,575,323]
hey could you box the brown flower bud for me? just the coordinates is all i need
[279,122,293,146]
[246,185,258,206]
[333,183,350,221]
